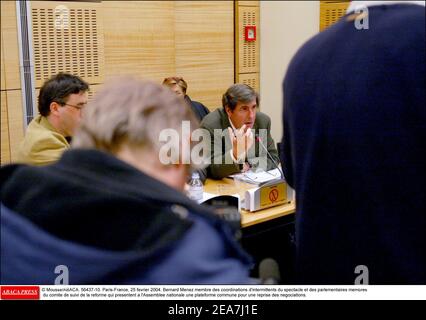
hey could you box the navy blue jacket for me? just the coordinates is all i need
[185,95,210,122]
[282,4,425,284]
[1,149,252,284]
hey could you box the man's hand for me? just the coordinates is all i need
[228,124,254,161]
[242,162,251,173]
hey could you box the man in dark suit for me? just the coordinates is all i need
[201,84,279,179]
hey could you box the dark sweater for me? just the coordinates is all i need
[185,95,210,122]
[282,4,425,284]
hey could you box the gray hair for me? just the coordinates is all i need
[222,83,259,111]
[72,77,198,158]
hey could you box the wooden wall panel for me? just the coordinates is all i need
[320,1,350,31]
[5,90,24,162]
[102,1,175,82]
[238,72,259,94]
[30,0,105,87]
[236,5,260,74]
[1,1,236,163]
[1,1,22,164]
[1,1,21,90]
[175,1,234,109]
[237,1,259,7]
[1,33,6,91]
[1,91,11,165]
[235,1,260,100]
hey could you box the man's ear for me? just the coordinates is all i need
[49,101,61,116]
[224,105,232,117]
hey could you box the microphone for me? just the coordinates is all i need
[259,258,281,285]
[255,135,285,181]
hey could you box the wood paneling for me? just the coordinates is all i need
[102,1,175,82]
[175,1,234,109]
[4,90,24,162]
[237,72,259,94]
[320,1,350,31]
[1,1,236,163]
[1,91,11,165]
[102,1,234,109]
[235,1,260,97]
[0,1,21,90]
[1,1,22,164]
[237,1,259,7]
[1,33,6,91]
[0,90,24,165]
[236,5,259,74]
[30,0,105,87]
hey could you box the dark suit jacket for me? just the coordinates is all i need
[185,95,210,122]
[200,108,279,179]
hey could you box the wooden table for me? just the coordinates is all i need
[205,178,297,281]
[204,178,296,228]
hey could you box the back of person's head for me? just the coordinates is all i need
[38,72,89,117]
[222,84,259,111]
[163,76,188,95]
[72,77,198,157]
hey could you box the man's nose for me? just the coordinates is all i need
[248,108,255,118]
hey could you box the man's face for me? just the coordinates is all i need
[225,98,257,129]
[57,91,88,137]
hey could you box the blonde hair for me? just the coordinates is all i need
[72,77,198,157]
[162,76,188,94]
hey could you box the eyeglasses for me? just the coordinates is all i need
[61,102,87,110]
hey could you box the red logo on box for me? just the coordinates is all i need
[269,188,279,202]
[244,26,256,42]
[1,286,40,300]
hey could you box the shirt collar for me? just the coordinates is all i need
[228,116,238,133]
[347,1,425,13]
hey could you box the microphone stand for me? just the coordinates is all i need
[255,135,285,186]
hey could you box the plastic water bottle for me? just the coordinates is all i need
[188,172,203,202]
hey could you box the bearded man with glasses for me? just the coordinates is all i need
[17,72,89,166]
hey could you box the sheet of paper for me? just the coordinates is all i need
[197,192,218,204]
[230,168,282,185]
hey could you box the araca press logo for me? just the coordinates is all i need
[1,286,40,300]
